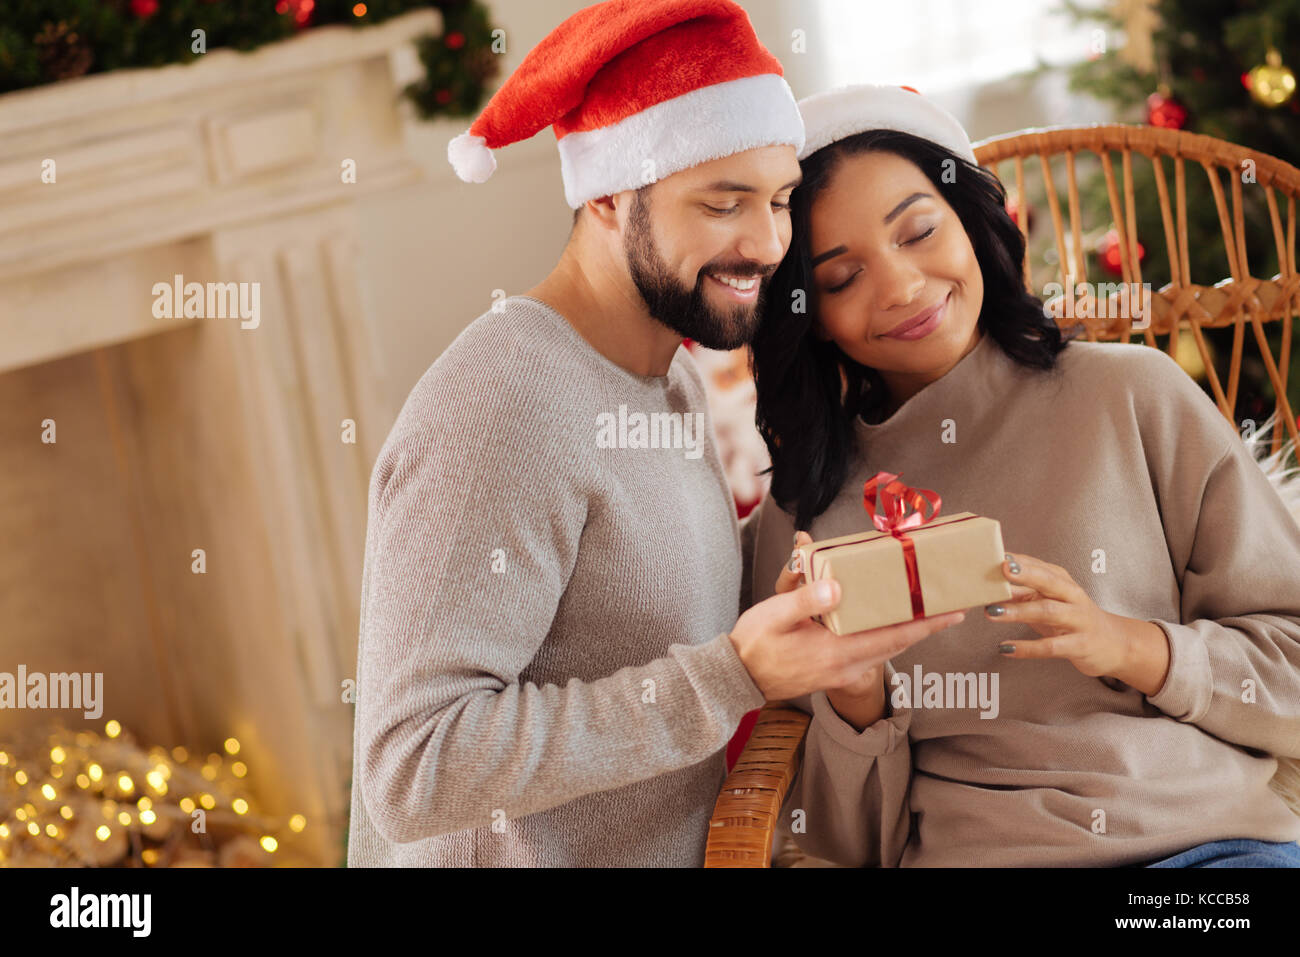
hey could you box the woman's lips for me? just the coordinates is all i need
[882,291,950,340]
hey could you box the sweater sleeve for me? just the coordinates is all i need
[354,368,765,845]
[1143,437,1300,757]
[1129,350,1300,757]
[775,660,915,867]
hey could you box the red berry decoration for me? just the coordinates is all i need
[1146,89,1187,130]
[131,0,159,16]
[1005,192,1033,232]
[445,32,466,50]
[435,89,452,105]
[1097,228,1145,277]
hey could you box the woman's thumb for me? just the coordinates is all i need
[775,531,816,594]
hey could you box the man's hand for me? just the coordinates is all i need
[729,531,963,702]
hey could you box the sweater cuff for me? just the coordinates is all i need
[1144,619,1213,722]
[680,631,768,717]
[808,662,913,756]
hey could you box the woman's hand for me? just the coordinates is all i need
[773,530,814,594]
[987,552,1171,695]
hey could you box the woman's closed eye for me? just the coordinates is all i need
[825,270,860,294]
[822,225,937,295]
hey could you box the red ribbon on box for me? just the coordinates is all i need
[862,472,942,618]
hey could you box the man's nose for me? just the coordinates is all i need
[735,208,785,266]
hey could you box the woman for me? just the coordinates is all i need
[745,84,1300,867]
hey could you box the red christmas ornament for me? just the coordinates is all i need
[1146,89,1187,129]
[445,32,466,50]
[1005,192,1033,232]
[1097,228,1145,277]
[130,0,159,17]
[275,0,314,27]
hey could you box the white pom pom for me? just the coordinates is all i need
[447,130,496,184]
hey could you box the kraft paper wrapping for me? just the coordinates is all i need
[797,512,1013,635]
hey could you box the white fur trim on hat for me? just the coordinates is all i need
[797,84,976,164]
[448,130,497,184]
[556,73,804,210]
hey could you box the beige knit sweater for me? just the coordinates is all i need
[749,330,1300,867]
[347,296,766,867]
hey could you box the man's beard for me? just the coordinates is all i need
[623,189,774,351]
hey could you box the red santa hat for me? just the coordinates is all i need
[447,0,805,209]
[797,84,977,164]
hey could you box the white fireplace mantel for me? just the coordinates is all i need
[0,8,438,372]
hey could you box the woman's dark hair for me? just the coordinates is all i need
[752,129,1075,530]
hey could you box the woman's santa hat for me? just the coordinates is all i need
[796,84,977,164]
[447,0,804,209]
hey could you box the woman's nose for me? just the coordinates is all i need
[874,253,926,311]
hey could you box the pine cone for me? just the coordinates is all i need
[35,20,93,82]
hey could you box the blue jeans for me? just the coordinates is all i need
[1143,838,1300,868]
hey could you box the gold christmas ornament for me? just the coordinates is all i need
[1248,49,1297,107]
[1173,328,1209,381]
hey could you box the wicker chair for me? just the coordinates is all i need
[704,124,1300,868]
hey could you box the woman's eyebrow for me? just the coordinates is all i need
[811,245,847,267]
[811,192,935,265]
[884,192,931,223]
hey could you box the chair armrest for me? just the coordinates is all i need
[704,703,811,867]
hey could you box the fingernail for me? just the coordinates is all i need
[1005,554,1021,575]
[815,580,834,603]
[998,643,1016,654]
[794,532,800,547]
[986,604,1005,617]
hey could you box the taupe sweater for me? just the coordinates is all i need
[347,296,766,867]
[748,330,1300,867]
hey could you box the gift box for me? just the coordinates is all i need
[797,472,1012,635]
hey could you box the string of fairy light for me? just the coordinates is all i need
[0,719,307,867]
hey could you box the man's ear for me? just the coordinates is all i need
[584,194,620,230]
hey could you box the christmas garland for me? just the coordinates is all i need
[0,0,501,121]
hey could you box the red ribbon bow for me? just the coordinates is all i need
[863,471,942,533]
[862,472,942,618]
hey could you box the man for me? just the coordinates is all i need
[347,0,961,867]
